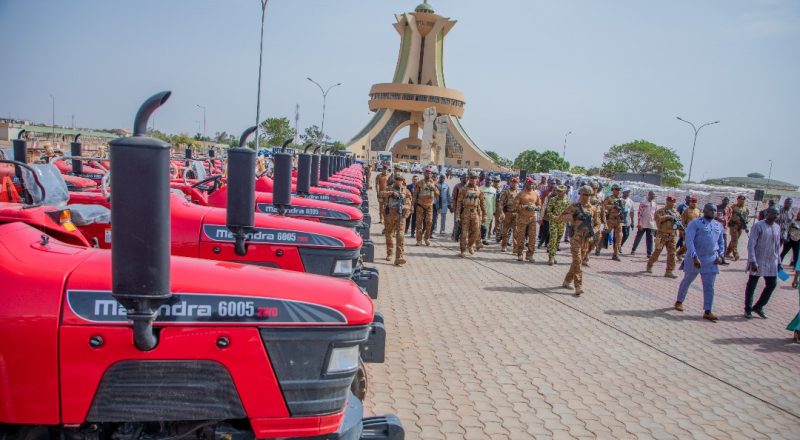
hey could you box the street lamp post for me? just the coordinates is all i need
[676,116,719,183]
[195,104,206,139]
[49,94,55,145]
[766,159,773,189]
[562,130,572,160]
[254,0,270,151]
[307,77,341,147]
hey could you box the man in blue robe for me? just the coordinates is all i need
[674,203,726,321]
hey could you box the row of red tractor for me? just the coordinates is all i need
[0,92,403,440]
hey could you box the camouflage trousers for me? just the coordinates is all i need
[493,211,502,237]
[501,213,517,249]
[725,227,744,259]
[548,221,566,258]
[459,209,482,253]
[565,231,592,288]
[415,204,434,242]
[377,198,385,223]
[514,215,537,258]
[583,227,602,262]
[596,222,623,256]
[384,212,406,264]
[648,231,677,272]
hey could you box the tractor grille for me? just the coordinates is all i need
[261,326,369,416]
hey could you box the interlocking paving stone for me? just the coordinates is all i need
[362,178,800,439]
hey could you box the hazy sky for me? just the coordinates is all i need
[1,0,797,184]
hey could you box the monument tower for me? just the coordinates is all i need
[345,1,498,170]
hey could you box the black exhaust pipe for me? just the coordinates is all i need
[272,141,293,214]
[12,130,27,180]
[109,91,173,352]
[320,153,330,182]
[227,126,258,256]
[296,142,313,196]
[70,134,83,175]
[310,145,321,187]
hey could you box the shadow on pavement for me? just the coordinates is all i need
[712,337,800,353]
[605,307,701,321]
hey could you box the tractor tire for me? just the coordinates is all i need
[351,359,368,401]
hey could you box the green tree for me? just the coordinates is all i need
[170,133,200,147]
[485,150,513,168]
[601,140,685,187]
[259,117,296,147]
[513,149,569,173]
[300,125,331,145]
[569,165,588,175]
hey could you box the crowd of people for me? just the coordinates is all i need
[372,164,800,342]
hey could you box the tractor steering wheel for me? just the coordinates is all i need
[191,174,224,194]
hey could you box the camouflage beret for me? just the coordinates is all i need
[579,185,594,195]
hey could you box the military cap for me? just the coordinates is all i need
[611,184,621,190]
[579,185,594,195]
[394,173,406,181]
[510,176,519,183]
[555,184,567,192]
[737,194,746,200]
[526,176,536,184]
[666,195,676,202]
[690,196,698,202]
[590,181,599,188]
[468,170,479,178]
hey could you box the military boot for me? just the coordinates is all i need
[548,256,555,266]
[517,254,523,261]
[664,271,677,279]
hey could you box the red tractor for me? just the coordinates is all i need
[3,135,380,300]
[0,91,403,440]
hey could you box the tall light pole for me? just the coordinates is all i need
[562,130,572,160]
[254,0,270,150]
[195,120,202,136]
[676,116,719,183]
[307,77,341,146]
[49,94,55,145]
[766,159,773,189]
[195,104,206,139]
[294,103,300,142]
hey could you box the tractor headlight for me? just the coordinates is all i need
[327,345,360,374]
[333,259,353,275]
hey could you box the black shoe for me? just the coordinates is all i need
[744,311,753,319]
[755,309,767,319]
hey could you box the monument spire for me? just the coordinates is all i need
[345,3,497,170]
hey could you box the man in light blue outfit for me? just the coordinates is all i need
[674,203,726,322]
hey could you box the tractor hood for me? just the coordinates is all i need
[207,187,363,222]
[199,202,363,250]
[256,176,360,205]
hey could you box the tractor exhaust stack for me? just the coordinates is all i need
[226,126,257,256]
[109,91,173,352]
[70,134,83,174]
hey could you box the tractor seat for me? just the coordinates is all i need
[22,163,111,225]
[68,204,110,226]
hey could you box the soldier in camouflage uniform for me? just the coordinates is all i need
[647,195,680,278]
[545,184,571,265]
[725,194,750,261]
[599,184,625,261]
[455,171,486,257]
[497,177,520,252]
[560,185,600,295]
[413,167,440,246]
[677,196,701,259]
[381,174,413,266]
[583,182,604,266]
[374,167,390,224]
[513,177,541,262]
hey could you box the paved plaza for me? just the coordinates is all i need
[363,179,800,439]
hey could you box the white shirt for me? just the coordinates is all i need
[637,200,658,229]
